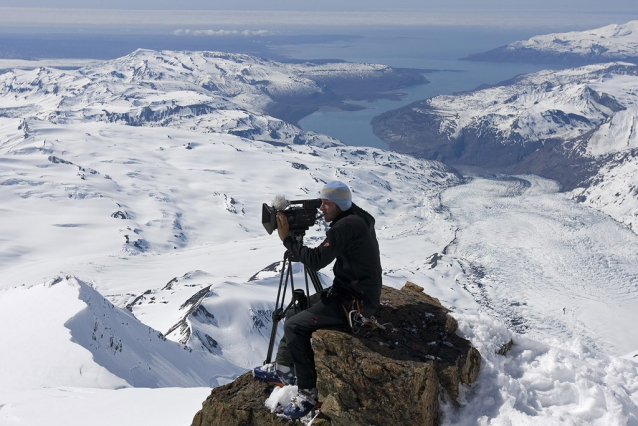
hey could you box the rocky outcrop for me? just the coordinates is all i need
[191,282,481,426]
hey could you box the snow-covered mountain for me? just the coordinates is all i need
[1,49,424,148]
[372,62,638,231]
[1,50,637,426]
[0,108,466,423]
[464,20,638,65]
[573,145,638,233]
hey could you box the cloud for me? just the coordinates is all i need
[172,29,271,37]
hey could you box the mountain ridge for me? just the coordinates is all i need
[463,20,638,65]
[0,48,426,146]
[371,61,638,232]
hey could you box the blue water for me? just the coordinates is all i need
[0,32,357,61]
[290,27,558,149]
[0,27,557,149]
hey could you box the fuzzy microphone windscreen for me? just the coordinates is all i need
[273,195,289,211]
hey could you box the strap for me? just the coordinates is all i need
[341,298,392,334]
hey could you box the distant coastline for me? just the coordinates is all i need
[462,47,638,66]
[267,67,429,126]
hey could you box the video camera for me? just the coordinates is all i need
[262,196,322,235]
[261,196,325,364]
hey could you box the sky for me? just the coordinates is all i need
[1,1,637,31]
[2,0,638,11]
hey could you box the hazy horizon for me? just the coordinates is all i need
[2,3,638,33]
[3,0,638,11]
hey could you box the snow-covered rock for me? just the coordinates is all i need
[464,20,638,65]
[573,146,638,232]
[0,276,240,391]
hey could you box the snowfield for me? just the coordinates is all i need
[465,20,638,64]
[442,174,638,356]
[1,51,637,425]
[506,20,638,59]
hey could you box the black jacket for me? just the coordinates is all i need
[283,203,382,316]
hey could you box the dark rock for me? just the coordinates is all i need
[312,328,440,425]
[166,286,213,345]
[191,373,287,426]
[191,282,481,425]
[111,211,130,219]
[290,162,309,170]
[497,339,514,356]
[48,155,74,165]
[371,100,604,191]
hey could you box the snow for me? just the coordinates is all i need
[412,61,638,237]
[264,385,299,414]
[585,105,638,157]
[438,174,638,425]
[0,278,128,392]
[505,20,638,59]
[443,313,638,426]
[441,174,638,355]
[425,62,638,146]
[0,50,637,425]
[0,387,212,426]
[572,149,638,233]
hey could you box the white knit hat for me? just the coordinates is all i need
[320,181,352,211]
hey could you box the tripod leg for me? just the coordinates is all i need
[307,268,323,293]
[265,250,322,364]
[265,315,282,364]
[265,251,292,364]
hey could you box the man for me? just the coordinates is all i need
[253,180,382,420]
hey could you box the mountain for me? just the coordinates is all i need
[0,94,465,422]
[463,20,638,65]
[371,62,638,232]
[1,50,637,426]
[0,114,461,353]
[572,140,638,233]
[1,276,241,391]
[1,49,426,147]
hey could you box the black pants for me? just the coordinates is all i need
[275,289,347,390]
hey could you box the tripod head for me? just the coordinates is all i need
[287,232,305,261]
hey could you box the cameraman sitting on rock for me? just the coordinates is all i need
[253,180,382,420]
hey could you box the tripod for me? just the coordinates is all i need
[264,234,323,364]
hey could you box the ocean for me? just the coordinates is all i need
[290,27,558,149]
[0,26,557,149]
